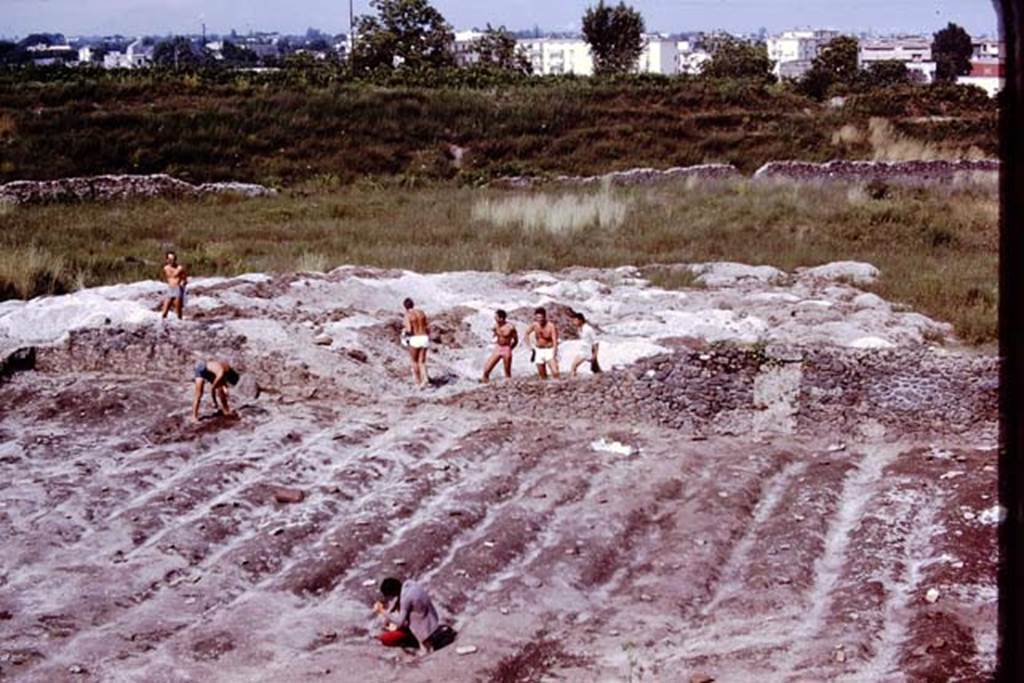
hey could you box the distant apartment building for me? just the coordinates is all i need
[517,38,593,76]
[453,30,485,67]
[958,59,1005,97]
[637,35,679,75]
[513,35,682,76]
[25,42,76,66]
[972,38,1003,60]
[766,29,840,79]
[858,36,936,83]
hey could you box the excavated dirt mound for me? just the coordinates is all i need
[0,263,999,682]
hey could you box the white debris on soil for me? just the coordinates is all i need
[926,588,941,603]
[978,505,1007,525]
[590,439,636,457]
[455,645,478,655]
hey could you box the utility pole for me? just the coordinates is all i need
[349,0,355,59]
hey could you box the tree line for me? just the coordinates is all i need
[1,0,982,100]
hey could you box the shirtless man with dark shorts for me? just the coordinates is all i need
[191,359,240,422]
[481,309,518,382]
[402,298,430,388]
[525,306,559,379]
[160,251,188,320]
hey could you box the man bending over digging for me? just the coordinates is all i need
[191,359,240,422]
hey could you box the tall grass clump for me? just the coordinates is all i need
[295,251,330,273]
[833,117,987,161]
[0,245,68,299]
[471,190,629,235]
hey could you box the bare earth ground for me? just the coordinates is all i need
[0,263,998,682]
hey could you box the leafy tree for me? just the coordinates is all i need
[351,0,454,74]
[932,22,973,83]
[701,36,775,83]
[797,36,860,99]
[865,60,910,88]
[471,24,531,75]
[221,41,260,66]
[152,37,209,68]
[581,1,645,75]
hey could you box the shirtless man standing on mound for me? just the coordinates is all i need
[402,298,430,388]
[525,306,559,379]
[160,251,188,320]
[481,309,518,382]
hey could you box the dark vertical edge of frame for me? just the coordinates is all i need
[999,1,1023,681]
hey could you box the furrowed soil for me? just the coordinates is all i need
[0,263,997,682]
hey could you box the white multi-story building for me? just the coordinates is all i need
[766,29,840,79]
[858,36,936,83]
[972,38,1003,60]
[517,38,593,76]
[637,35,679,75]
[453,30,485,66]
[514,35,682,76]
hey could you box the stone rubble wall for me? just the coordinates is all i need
[450,346,998,439]
[0,174,276,205]
[490,163,742,189]
[752,159,1000,184]
[491,159,999,189]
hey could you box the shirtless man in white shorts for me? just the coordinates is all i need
[402,298,430,388]
[525,306,559,380]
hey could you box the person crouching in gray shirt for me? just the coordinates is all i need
[373,577,442,652]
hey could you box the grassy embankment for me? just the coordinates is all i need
[0,177,997,345]
[0,73,998,185]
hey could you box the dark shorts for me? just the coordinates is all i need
[194,362,215,382]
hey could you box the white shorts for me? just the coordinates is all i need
[408,335,429,349]
[534,347,556,364]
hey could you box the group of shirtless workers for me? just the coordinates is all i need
[162,252,602,420]
[405,299,601,387]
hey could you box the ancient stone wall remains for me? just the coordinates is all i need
[752,159,999,184]
[0,174,276,205]
[491,159,999,189]
[491,164,742,189]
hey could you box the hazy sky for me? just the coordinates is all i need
[1,0,1001,39]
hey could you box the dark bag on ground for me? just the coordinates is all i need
[590,358,602,374]
[425,624,457,651]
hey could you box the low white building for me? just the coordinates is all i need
[767,29,840,79]
[958,60,1004,97]
[859,36,935,83]
[102,39,152,69]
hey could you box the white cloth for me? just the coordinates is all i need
[534,347,555,364]
[408,335,429,349]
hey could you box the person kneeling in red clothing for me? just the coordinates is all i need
[374,577,452,653]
